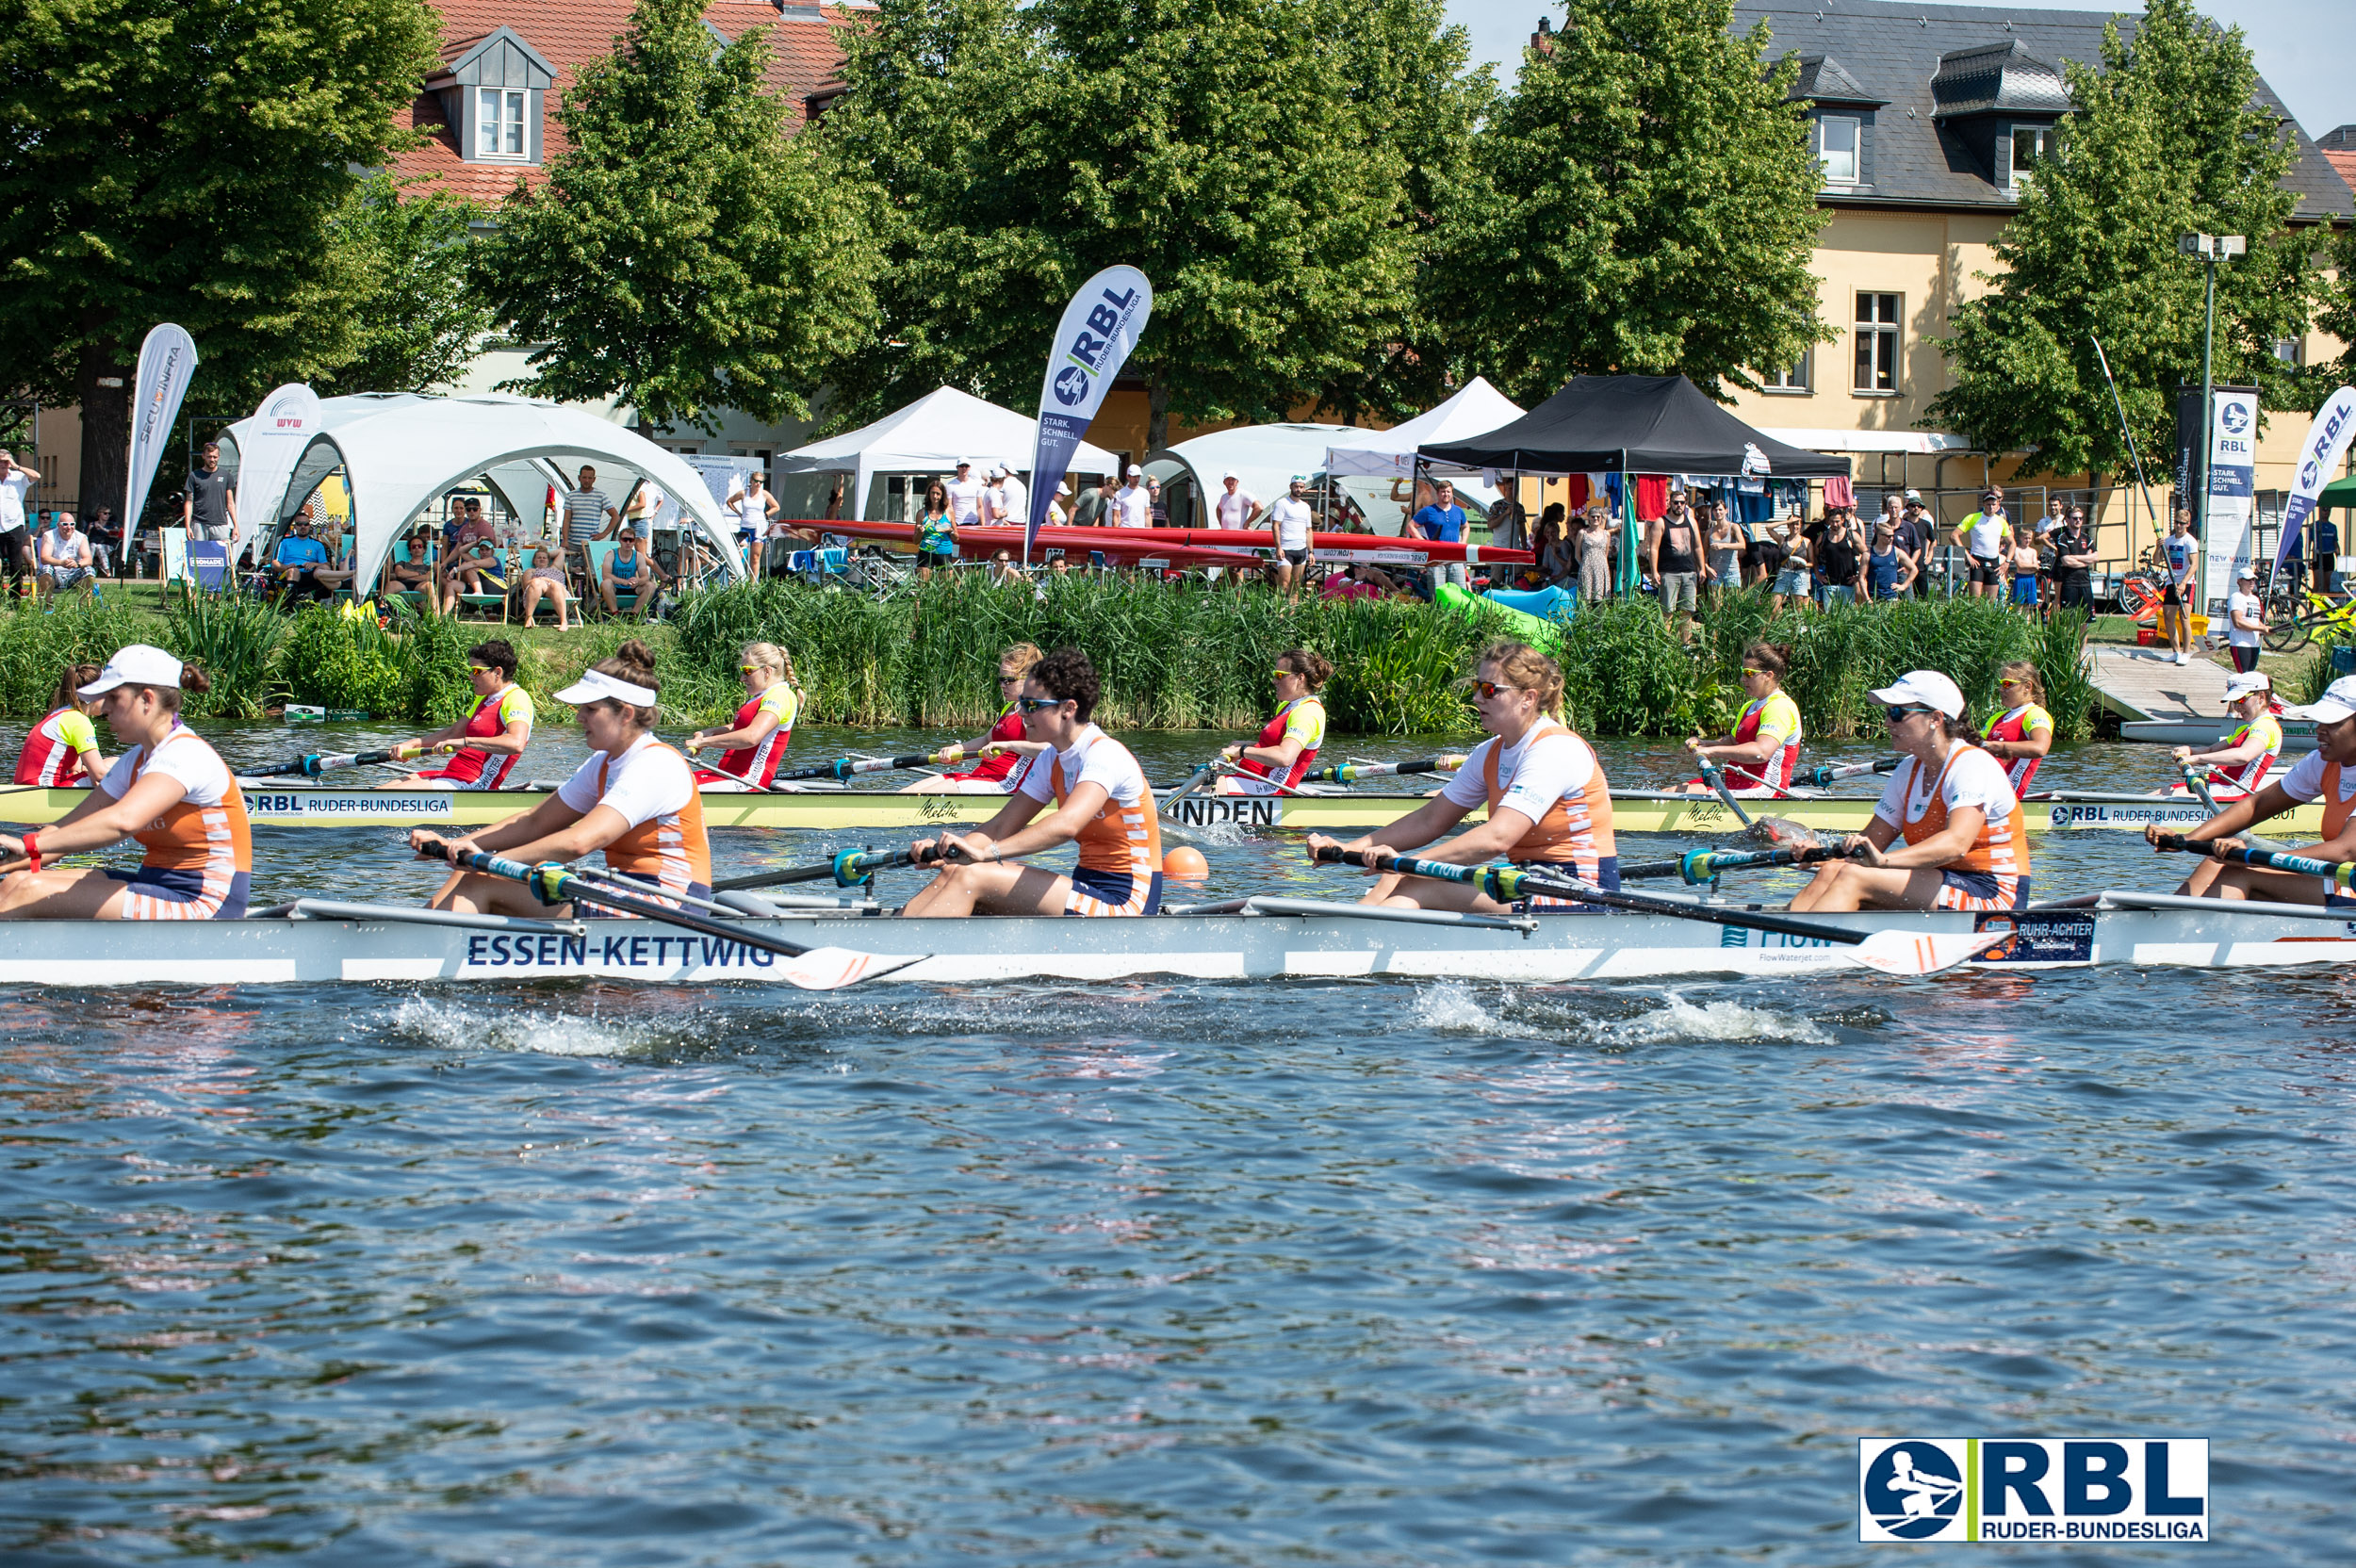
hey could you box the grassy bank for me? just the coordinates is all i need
[0,580,2250,742]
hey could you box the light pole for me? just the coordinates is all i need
[2178,232,2245,543]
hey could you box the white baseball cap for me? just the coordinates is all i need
[2235,564,2257,580]
[1289,473,1309,485]
[1055,480,1071,496]
[988,462,1008,477]
[1904,488,1922,500]
[2223,670,2272,700]
[1868,669,1966,719]
[79,645,184,697]
[2281,675,2356,724]
[1125,464,1143,477]
[955,457,973,468]
[1221,469,1238,481]
[555,667,659,708]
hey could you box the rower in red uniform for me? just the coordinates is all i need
[1792,670,2033,913]
[900,647,1164,917]
[384,639,533,790]
[905,642,1045,793]
[1682,642,1801,792]
[2153,674,2356,908]
[412,641,712,915]
[1307,640,1616,914]
[1978,660,2054,793]
[2171,670,2282,799]
[0,645,251,920]
[12,664,110,788]
[1216,648,1332,795]
[687,642,799,791]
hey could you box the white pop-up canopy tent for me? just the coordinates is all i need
[217,393,745,595]
[1321,378,1525,479]
[1151,419,1504,534]
[775,385,1120,521]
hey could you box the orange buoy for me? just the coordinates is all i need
[1162,845,1209,880]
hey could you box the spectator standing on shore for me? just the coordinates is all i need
[1747,514,1787,590]
[2314,510,2341,593]
[2052,508,2096,612]
[1894,493,1933,596]
[1267,476,1316,602]
[183,442,237,554]
[998,463,1027,530]
[1770,525,1810,612]
[1953,488,2008,601]
[914,479,957,580]
[1577,500,1614,600]
[37,511,96,600]
[564,466,619,587]
[2159,503,2199,665]
[2224,565,2266,673]
[945,459,988,534]
[0,449,37,596]
[1211,471,1262,532]
[723,469,777,576]
[1644,488,1709,639]
[2005,525,2042,616]
[1861,518,1916,602]
[1113,465,1153,528]
[1072,478,1111,528]
[1706,501,1744,601]
[1815,512,1862,607]
[1413,480,1469,594]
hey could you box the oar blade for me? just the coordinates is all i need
[774,946,926,990]
[1848,927,2007,977]
[1741,815,1822,848]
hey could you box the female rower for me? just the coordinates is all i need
[13,664,111,787]
[1791,669,2032,912]
[1216,648,1333,794]
[1681,642,1801,793]
[0,646,250,920]
[1304,640,1614,914]
[904,642,1045,794]
[410,641,709,916]
[2171,669,2281,798]
[686,642,799,791]
[383,640,533,791]
[1978,660,2053,793]
[2151,675,2356,906]
[899,647,1163,917]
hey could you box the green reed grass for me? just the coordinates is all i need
[161,589,286,719]
[0,598,151,718]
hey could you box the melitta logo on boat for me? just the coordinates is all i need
[1859,1438,2208,1544]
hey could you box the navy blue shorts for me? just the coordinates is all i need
[1065,865,1162,917]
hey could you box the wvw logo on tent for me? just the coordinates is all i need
[1859,1438,2208,1543]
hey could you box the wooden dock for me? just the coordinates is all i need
[2090,645,2316,751]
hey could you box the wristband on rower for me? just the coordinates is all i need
[23,831,38,873]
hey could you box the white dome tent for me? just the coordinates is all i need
[216,393,746,596]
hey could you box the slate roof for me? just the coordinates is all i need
[1734,0,2354,220]
[389,0,856,204]
[1788,54,1885,107]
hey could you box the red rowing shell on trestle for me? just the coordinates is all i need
[776,519,1535,568]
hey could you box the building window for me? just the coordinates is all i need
[2272,335,2304,366]
[1854,292,1901,393]
[478,88,527,160]
[1765,350,1812,394]
[2010,124,2049,188]
[1819,116,1860,185]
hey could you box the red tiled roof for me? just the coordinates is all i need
[389,0,856,202]
[2326,149,2356,204]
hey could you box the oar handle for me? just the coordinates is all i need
[1797,758,1900,788]
[1617,843,1859,884]
[1306,755,1466,784]
[2153,832,2348,883]
[450,849,825,958]
[254,748,401,778]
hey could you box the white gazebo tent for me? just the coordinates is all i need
[775,385,1120,521]
[217,393,746,595]
[1321,378,1525,478]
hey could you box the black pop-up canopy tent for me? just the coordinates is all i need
[1419,374,1853,478]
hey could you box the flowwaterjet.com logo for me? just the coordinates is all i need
[1858,1438,2208,1544]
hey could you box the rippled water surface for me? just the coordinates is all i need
[4,725,2351,1564]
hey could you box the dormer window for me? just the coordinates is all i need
[1820,117,1861,185]
[2009,124,2049,188]
[479,88,528,159]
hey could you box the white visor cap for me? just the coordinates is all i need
[1867,669,1967,719]
[2280,675,2356,724]
[556,667,659,708]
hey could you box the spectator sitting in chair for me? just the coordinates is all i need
[37,512,98,601]
[517,544,574,630]
[443,531,507,608]
[599,526,672,620]
[387,524,448,615]
[267,516,350,604]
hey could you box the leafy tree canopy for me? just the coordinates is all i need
[318,174,496,398]
[1923,0,2314,479]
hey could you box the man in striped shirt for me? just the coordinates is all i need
[563,466,619,593]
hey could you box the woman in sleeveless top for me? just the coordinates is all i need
[1576,503,1612,599]
[0,645,250,920]
[13,664,109,788]
[1305,640,1615,915]
[906,643,1049,793]
[410,641,712,917]
[1217,649,1333,795]
[384,639,534,791]
[686,641,801,791]
[2155,675,2356,908]
[1792,669,2033,913]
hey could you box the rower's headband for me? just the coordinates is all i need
[556,668,658,708]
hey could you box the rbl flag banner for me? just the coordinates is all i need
[234,384,323,538]
[2273,385,2356,574]
[1026,267,1152,553]
[125,323,199,529]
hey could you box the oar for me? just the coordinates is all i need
[712,845,939,893]
[441,848,917,990]
[2179,761,2224,817]
[1303,755,1468,785]
[770,747,966,785]
[242,747,405,779]
[2152,833,2350,887]
[1309,845,2000,976]
[676,737,790,794]
[1791,758,1900,790]
[1691,749,1754,826]
[1157,760,1222,808]
[1617,842,1861,885]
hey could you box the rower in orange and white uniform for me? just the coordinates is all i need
[1978,660,2054,793]
[900,647,1164,917]
[1682,642,1801,793]
[2151,675,2356,909]
[1216,648,1332,794]
[1306,640,1616,914]
[384,639,533,790]
[904,642,1045,794]
[686,642,798,791]
[12,664,110,788]
[410,642,712,916]
[0,645,251,920]
[1792,669,2032,913]
[2171,670,2282,798]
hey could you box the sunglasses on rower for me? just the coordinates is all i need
[1017,694,1067,712]
[1882,705,1938,724]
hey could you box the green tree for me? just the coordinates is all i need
[1443,0,1828,405]
[817,0,1481,448]
[0,0,441,517]
[476,0,882,433]
[2316,224,2356,386]
[318,175,496,398]
[1924,0,2314,479]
